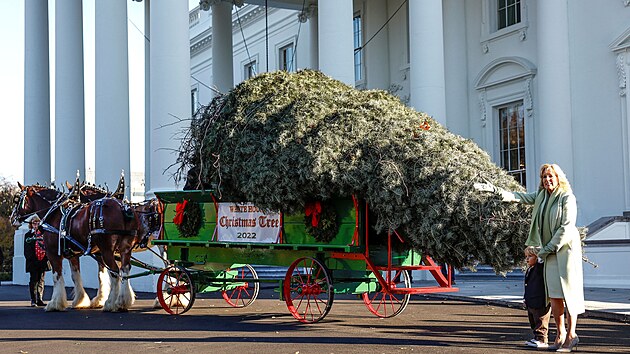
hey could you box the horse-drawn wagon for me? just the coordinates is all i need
[152,190,458,323]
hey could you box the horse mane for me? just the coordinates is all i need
[29,184,64,200]
[80,183,109,196]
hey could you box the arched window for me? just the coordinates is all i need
[475,57,537,188]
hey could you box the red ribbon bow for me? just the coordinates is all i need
[305,201,322,227]
[173,200,188,225]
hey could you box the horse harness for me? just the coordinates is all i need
[41,197,137,260]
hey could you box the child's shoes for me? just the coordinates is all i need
[525,339,549,349]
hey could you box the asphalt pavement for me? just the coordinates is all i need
[2,279,630,353]
[3,277,629,322]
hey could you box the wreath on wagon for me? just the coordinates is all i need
[304,201,339,243]
[173,200,205,238]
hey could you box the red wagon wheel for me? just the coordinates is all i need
[157,265,196,315]
[361,269,411,318]
[221,264,260,308]
[283,257,334,323]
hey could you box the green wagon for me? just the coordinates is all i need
[152,190,458,323]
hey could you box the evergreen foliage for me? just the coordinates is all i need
[0,178,18,277]
[176,70,532,273]
[176,201,205,238]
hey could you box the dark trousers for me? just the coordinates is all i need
[527,305,551,342]
[28,271,45,303]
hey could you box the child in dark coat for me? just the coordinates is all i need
[524,246,551,348]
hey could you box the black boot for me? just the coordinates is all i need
[36,276,46,306]
[28,282,37,307]
[36,293,46,307]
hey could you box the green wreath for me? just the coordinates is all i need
[304,201,340,243]
[175,201,205,238]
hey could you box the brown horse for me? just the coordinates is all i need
[67,181,165,308]
[11,183,139,312]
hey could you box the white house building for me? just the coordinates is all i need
[188,0,630,288]
[15,0,630,291]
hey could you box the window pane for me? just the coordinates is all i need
[244,61,257,80]
[497,0,520,29]
[353,14,363,82]
[507,6,515,25]
[498,12,506,29]
[500,109,507,128]
[510,150,518,170]
[190,88,198,114]
[509,128,518,148]
[509,111,517,128]
[279,44,294,71]
[498,101,526,187]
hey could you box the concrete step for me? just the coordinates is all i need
[251,265,526,281]
[456,265,524,280]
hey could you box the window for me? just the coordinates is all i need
[279,43,294,71]
[244,60,257,80]
[190,87,199,115]
[480,0,528,52]
[497,0,521,30]
[353,13,363,82]
[498,101,526,186]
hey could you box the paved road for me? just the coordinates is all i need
[1,285,629,353]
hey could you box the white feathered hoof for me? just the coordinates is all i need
[45,275,68,312]
[90,295,106,309]
[115,280,135,311]
[72,290,92,309]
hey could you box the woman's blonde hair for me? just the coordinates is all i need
[538,163,572,193]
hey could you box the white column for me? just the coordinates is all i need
[536,0,574,178]
[309,6,318,70]
[442,0,469,136]
[364,0,389,89]
[318,0,354,85]
[55,0,85,185]
[144,0,151,192]
[24,0,51,185]
[212,1,234,95]
[409,0,447,126]
[148,1,190,193]
[95,0,131,196]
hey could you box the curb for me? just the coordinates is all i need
[422,293,630,324]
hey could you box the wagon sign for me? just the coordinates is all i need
[216,202,281,243]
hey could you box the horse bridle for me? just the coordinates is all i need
[11,187,66,225]
[133,199,165,246]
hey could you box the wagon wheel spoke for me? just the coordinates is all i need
[361,269,411,318]
[157,265,195,315]
[283,257,334,323]
[221,264,259,308]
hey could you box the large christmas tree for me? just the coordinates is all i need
[176,70,531,273]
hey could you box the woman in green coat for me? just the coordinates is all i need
[475,164,584,352]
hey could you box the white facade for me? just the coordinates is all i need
[17,0,630,290]
[189,0,630,288]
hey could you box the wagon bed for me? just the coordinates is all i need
[152,190,458,323]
